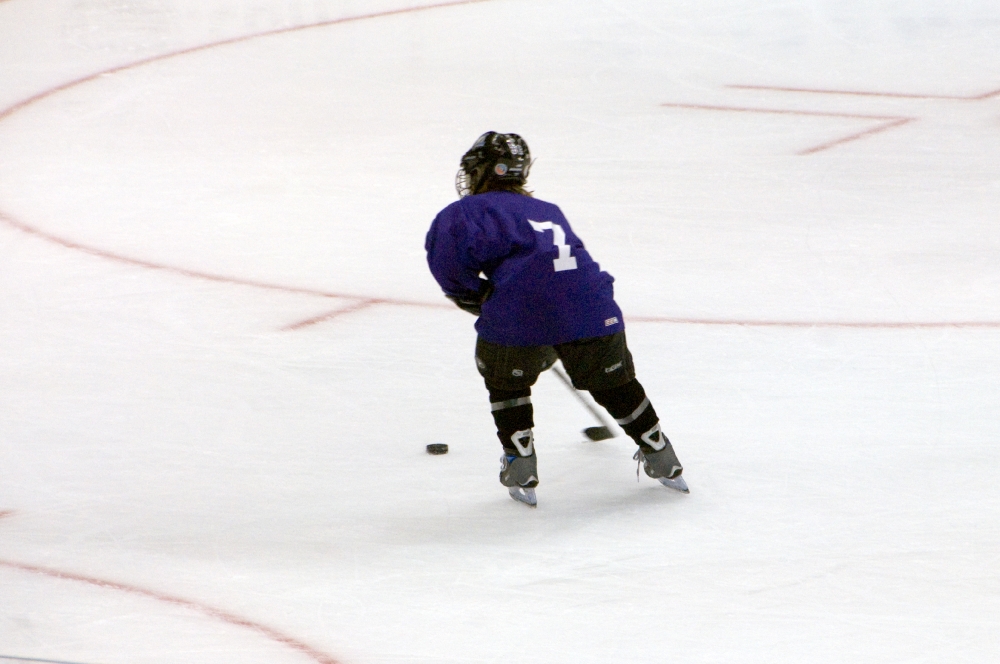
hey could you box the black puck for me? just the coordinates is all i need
[426,443,449,455]
[583,426,614,441]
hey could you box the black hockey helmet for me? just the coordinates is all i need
[455,131,531,198]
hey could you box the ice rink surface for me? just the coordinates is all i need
[1,1,999,662]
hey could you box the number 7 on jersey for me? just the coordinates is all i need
[529,220,578,272]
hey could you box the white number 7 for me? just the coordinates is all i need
[529,220,578,272]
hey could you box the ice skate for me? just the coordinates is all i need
[500,453,538,507]
[633,424,689,494]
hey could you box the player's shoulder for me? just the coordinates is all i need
[437,192,564,226]
[431,198,470,230]
[435,197,465,216]
[471,191,563,215]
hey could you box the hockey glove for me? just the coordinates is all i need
[446,278,493,316]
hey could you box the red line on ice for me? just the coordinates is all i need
[7,203,997,332]
[727,83,1000,100]
[0,0,488,318]
[627,315,1000,329]
[281,299,383,330]
[0,6,995,333]
[0,209,446,313]
[0,559,341,664]
[0,0,492,126]
[659,102,914,155]
[0,510,14,520]
[798,116,914,155]
[660,101,902,121]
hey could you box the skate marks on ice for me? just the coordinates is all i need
[662,82,1000,155]
[502,484,682,511]
[0,655,102,664]
[507,480,686,509]
[507,452,691,507]
[0,559,343,664]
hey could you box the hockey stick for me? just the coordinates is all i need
[550,365,615,440]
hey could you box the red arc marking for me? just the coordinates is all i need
[1,14,997,332]
[0,0,493,125]
[6,205,999,332]
[0,0,486,329]
[0,559,341,664]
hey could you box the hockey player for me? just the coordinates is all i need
[425,132,687,506]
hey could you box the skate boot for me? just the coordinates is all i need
[500,429,538,507]
[633,423,689,494]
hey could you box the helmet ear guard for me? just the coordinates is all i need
[455,131,531,198]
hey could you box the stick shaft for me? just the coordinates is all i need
[551,365,614,429]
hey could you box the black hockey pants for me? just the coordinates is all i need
[474,332,660,454]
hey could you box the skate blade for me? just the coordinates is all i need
[657,475,690,494]
[508,486,537,507]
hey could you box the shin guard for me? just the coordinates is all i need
[489,387,535,456]
[589,379,660,446]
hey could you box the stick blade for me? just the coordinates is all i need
[583,426,614,441]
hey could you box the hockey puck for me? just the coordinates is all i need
[583,426,614,441]
[426,443,449,455]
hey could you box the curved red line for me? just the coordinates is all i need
[0,4,993,333]
[0,209,446,310]
[0,559,340,664]
[0,0,491,124]
[0,0,491,309]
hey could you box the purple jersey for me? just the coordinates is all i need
[425,191,624,347]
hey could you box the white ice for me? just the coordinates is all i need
[1,1,999,662]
